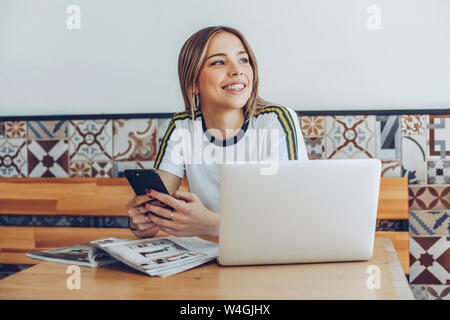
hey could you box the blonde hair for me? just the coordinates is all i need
[177,26,276,123]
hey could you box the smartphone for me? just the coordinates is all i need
[124,169,173,217]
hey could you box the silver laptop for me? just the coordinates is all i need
[218,159,381,266]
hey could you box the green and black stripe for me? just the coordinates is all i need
[255,106,298,160]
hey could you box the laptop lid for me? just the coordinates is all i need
[218,159,381,266]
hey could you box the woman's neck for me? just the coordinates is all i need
[201,106,245,141]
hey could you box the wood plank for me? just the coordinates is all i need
[376,231,409,275]
[0,178,131,216]
[0,252,43,265]
[0,226,36,250]
[0,199,57,215]
[33,227,136,248]
[377,177,409,220]
[0,177,189,216]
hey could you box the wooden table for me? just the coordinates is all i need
[0,237,413,300]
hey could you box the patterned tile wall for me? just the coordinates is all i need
[301,113,450,300]
[0,113,449,299]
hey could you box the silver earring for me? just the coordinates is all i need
[194,93,200,110]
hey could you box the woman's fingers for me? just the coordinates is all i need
[144,203,180,221]
[126,194,153,209]
[147,189,185,212]
[131,214,157,230]
[148,212,181,230]
[131,213,148,224]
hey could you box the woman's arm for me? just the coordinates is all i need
[157,169,182,195]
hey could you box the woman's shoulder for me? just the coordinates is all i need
[169,110,202,124]
[252,105,297,126]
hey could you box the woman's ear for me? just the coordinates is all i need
[193,79,200,95]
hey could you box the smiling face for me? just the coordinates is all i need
[195,31,254,112]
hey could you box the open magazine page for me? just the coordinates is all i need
[151,256,217,278]
[25,240,120,267]
[149,236,219,277]
[169,236,218,256]
[97,236,218,277]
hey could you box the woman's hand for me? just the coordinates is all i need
[144,189,219,238]
[126,194,160,238]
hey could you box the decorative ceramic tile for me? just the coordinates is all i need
[304,137,324,160]
[27,140,69,177]
[69,161,92,177]
[69,161,113,177]
[381,160,401,177]
[410,285,428,300]
[0,139,27,177]
[409,186,450,210]
[427,160,450,184]
[401,134,427,185]
[409,236,450,285]
[325,116,376,159]
[300,116,325,137]
[0,122,5,139]
[376,116,400,160]
[113,119,158,161]
[157,118,171,146]
[426,285,450,300]
[4,121,27,138]
[427,115,450,159]
[409,211,450,236]
[91,161,113,177]
[68,120,113,161]
[28,120,68,139]
[401,115,427,136]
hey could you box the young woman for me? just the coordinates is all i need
[126,26,308,239]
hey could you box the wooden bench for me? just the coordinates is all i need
[0,177,409,274]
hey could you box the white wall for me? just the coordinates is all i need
[1,0,449,117]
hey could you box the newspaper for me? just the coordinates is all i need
[26,237,218,278]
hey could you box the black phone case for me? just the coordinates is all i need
[124,169,173,218]
[124,169,169,196]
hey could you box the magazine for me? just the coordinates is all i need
[26,236,218,278]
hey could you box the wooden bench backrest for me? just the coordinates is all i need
[0,177,406,217]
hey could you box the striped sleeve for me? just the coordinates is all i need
[263,106,308,161]
[153,112,191,178]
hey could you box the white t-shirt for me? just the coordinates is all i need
[154,106,309,212]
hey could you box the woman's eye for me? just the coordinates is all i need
[240,57,249,63]
[211,60,225,66]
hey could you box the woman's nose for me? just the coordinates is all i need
[228,61,243,77]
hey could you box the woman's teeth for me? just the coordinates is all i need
[223,84,245,90]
